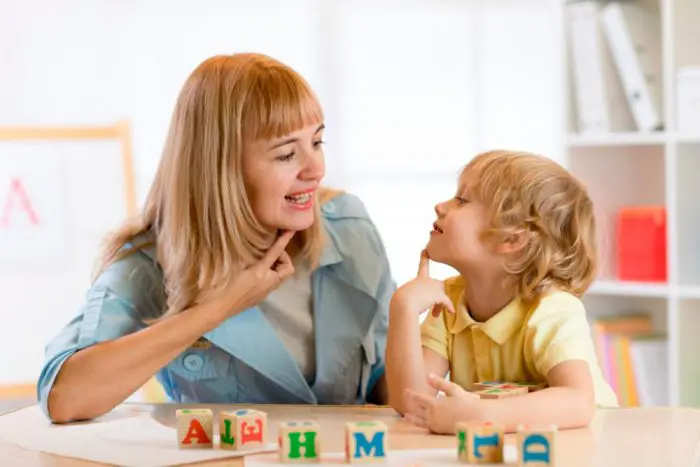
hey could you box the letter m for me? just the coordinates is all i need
[353,431,386,458]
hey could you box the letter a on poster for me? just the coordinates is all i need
[0,147,66,267]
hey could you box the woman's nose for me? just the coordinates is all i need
[300,151,325,180]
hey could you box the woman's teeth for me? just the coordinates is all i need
[285,193,311,204]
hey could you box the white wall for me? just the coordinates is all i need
[0,0,557,384]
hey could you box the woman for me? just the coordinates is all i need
[38,53,394,423]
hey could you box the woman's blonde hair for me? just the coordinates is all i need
[464,150,597,306]
[94,53,326,317]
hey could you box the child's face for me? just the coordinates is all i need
[426,171,499,271]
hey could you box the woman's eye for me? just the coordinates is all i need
[313,139,325,150]
[276,152,295,162]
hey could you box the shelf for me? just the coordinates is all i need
[566,132,667,148]
[675,134,700,144]
[587,280,669,298]
[679,286,700,299]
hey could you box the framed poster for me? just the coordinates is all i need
[0,122,136,390]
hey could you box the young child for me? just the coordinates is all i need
[385,149,618,435]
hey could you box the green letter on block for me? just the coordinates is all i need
[288,431,318,459]
[220,419,235,447]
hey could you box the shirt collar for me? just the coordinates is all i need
[448,289,527,345]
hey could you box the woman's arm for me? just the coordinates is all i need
[472,360,595,432]
[48,301,229,423]
[47,231,296,423]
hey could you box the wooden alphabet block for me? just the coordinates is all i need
[279,421,321,463]
[345,421,388,463]
[517,424,557,466]
[219,409,267,450]
[475,386,528,399]
[469,381,505,391]
[176,408,213,449]
[456,421,504,464]
[511,382,548,392]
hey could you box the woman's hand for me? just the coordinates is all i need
[210,230,296,318]
[404,373,483,434]
[391,250,455,317]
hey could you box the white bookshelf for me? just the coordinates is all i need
[555,0,700,407]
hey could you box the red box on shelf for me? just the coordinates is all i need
[616,206,667,282]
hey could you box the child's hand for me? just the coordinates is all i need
[391,250,455,317]
[403,373,483,434]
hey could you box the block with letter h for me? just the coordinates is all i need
[219,409,267,451]
[176,408,214,449]
[516,424,557,466]
[345,421,388,463]
[279,421,321,463]
[456,421,503,464]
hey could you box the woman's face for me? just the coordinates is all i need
[243,122,326,232]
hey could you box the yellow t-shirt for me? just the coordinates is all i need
[420,276,618,407]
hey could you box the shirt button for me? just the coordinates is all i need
[183,353,204,372]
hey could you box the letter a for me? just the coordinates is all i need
[0,178,39,227]
[182,419,211,445]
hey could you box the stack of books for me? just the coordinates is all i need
[591,313,668,406]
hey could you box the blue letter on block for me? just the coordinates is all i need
[473,432,500,459]
[522,434,551,464]
[353,431,386,458]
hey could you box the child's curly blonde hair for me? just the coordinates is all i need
[464,150,597,306]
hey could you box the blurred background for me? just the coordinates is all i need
[0,0,698,412]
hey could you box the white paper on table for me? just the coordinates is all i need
[247,445,518,466]
[0,405,276,466]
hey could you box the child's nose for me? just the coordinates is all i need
[435,202,445,216]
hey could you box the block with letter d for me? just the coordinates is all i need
[279,421,321,463]
[176,408,213,449]
[456,421,503,464]
[344,421,388,463]
[219,409,267,450]
[516,424,557,466]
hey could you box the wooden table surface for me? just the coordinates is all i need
[2,403,700,466]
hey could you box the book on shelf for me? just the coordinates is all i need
[565,0,635,133]
[565,0,663,133]
[591,313,668,407]
[600,1,663,132]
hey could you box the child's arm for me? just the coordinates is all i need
[385,251,454,415]
[476,359,595,431]
[404,294,603,434]
[386,300,450,414]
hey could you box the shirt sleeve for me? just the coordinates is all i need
[420,311,450,360]
[36,251,162,421]
[365,223,394,399]
[525,294,598,377]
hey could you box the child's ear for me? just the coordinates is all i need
[497,231,528,254]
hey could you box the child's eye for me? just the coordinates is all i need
[455,196,468,205]
[276,152,295,162]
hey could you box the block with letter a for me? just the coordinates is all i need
[345,421,388,463]
[176,408,213,449]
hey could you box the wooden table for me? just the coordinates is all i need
[2,403,700,466]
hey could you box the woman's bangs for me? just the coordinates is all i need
[243,70,324,141]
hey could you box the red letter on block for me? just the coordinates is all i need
[182,419,212,445]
